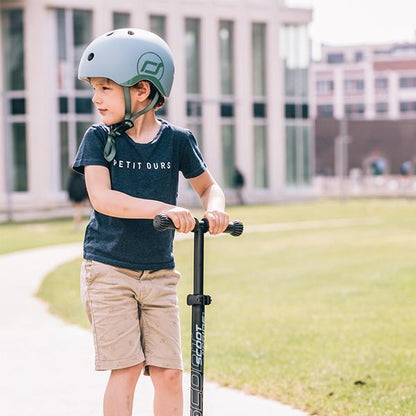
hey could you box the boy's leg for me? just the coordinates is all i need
[149,366,183,416]
[103,363,143,416]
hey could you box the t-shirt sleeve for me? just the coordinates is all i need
[179,130,207,179]
[72,125,110,174]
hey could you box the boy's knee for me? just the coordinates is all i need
[164,368,182,384]
[151,367,182,388]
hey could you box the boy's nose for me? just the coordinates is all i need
[92,92,101,104]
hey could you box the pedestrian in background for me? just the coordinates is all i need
[233,167,245,205]
[67,169,88,230]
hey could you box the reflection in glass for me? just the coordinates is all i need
[219,21,234,95]
[185,19,201,94]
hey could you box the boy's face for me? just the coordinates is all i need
[90,78,125,125]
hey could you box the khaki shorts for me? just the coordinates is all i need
[80,259,183,372]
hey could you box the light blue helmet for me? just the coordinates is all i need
[78,28,175,97]
[78,28,175,162]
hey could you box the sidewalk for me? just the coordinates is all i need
[0,243,308,416]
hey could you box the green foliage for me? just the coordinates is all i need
[30,199,416,415]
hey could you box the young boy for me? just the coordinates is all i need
[73,28,229,416]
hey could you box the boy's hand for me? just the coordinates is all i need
[204,210,230,235]
[163,207,196,233]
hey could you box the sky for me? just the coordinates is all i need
[285,0,416,59]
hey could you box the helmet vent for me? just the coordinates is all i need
[87,53,94,61]
[106,31,114,37]
[128,30,135,35]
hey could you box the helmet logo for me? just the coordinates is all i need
[137,52,164,80]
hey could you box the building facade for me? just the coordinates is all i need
[0,0,312,219]
[311,42,416,177]
[311,42,416,120]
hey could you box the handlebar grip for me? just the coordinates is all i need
[153,214,244,237]
[153,214,176,231]
[224,220,244,237]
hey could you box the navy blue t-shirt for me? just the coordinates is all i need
[73,120,206,270]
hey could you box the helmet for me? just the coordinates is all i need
[78,28,175,97]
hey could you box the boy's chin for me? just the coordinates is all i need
[102,118,123,126]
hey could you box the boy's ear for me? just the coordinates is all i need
[133,81,151,102]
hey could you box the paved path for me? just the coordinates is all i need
[0,243,308,416]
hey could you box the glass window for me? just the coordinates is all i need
[59,122,69,190]
[344,79,365,93]
[222,125,235,188]
[185,19,201,94]
[376,102,388,114]
[221,103,234,118]
[285,104,296,119]
[280,24,311,188]
[316,80,334,94]
[285,125,310,186]
[399,77,416,88]
[317,104,334,118]
[253,102,267,118]
[149,15,167,117]
[400,101,416,113]
[59,97,69,114]
[286,125,297,185]
[75,98,93,114]
[57,8,69,91]
[302,126,310,184]
[3,9,25,91]
[10,98,26,115]
[187,101,202,117]
[150,15,166,40]
[12,123,28,191]
[285,104,308,119]
[113,12,130,29]
[345,103,365,117]
[219,21,234,95]
[280,25,309,98]
[57,8,67,62]
[252,23,266,97]
[355,51,363,62]
[73,10,93,90]
[327,53,344,64]
[302,104,309,119]
[375,77,388,91]
[2,9,27,193]
[254,126,268,188]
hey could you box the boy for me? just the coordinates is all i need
[73,28,229,416]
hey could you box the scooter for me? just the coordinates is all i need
[153,215,243,416]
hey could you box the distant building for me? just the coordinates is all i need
[310,42,416,176]
[0,0,312,220]
[311,42,416,120]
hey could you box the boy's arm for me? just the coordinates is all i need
[189,169,230,235]
[85,165,195,232]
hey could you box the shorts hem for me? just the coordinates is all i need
[144,356,183,372]
[95,356,145,371]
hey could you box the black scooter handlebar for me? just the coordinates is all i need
[153,214,244,237]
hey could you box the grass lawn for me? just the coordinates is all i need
[0,217,89,255]
[28,199,416,415]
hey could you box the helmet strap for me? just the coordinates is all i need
[103,87,160,162]
[123,86,160,124]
